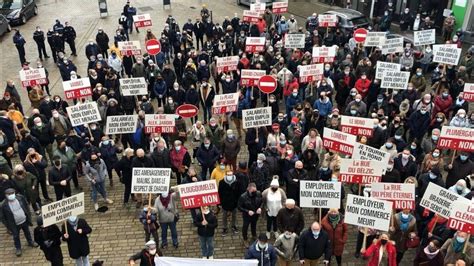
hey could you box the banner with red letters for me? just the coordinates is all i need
[298,64,324,83]
[312,46,336,63]
[212,92,239,114]
[463,83,474,102]
[178,180,220,209]
[243,10,260,23]
[272,1,288,14]
[245,37,266,53]
[339,159,384,184]
[118,41,142,56]
[318,14,338,27]
[19,68,47,88]
[340,116,375,137]
[63,78,92,99]
[144,114,177,134]
[133,14,152,28]
[322,127,356,155]
[371,183,416,210]
[448,199,474,234]
[216,56,239,73]
[438,126,474,152]
[240,69,266,86]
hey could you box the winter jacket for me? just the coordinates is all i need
[249,162,271,192]
[274,233,299,261]
[362,240,397,266]
[222,137,240,161]
[418,172,445,198]
[441,238,474,265]
[0,194,31,233]
[391,212,417,253]
[115,156,133,184]
[53,148,77,170]
[238,191,263,216]
[30,123,54,146]
[34,224,63,262]
[196,143,220,168]
[321,214,348,256]
[445,157,474,188]
[413,246,444,266]
[276,207,305,234]
[61,218,92,259]
[99,142,119,169]
[298,228,331,261]
[245,242,278,266]
[12,173,38,204]
[393,154,418,182]
[84,159,108,183]
[219,179,244,211]
[154,193,179,224]
[285,169,308,205]
[129,249,162,266]
[194,211,218,237]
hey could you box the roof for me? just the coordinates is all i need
[324,8,365,19]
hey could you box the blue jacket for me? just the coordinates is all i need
[236,90,251,118]
[196,143,220,168]
[153,79,167,97]
[277,21,289,35]
[285,95,299,111]
[245,242,278,266]
[313,99,333,117]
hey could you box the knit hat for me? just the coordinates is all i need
[270,179,279,187]
[145,240,156,250]
[257,153,266,161]
[226,129,234,135]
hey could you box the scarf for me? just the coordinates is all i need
[423,246,440,260]
[160,195,171,209]
[427,215,447,233]
[399,213,412,232]
[452,238,464,253]
[328,214,340,229]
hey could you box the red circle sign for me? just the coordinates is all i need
[145,39,161,56]
[258,75,277,94]
[354,28,368,43]
[175,104,199,118]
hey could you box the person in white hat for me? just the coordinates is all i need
[262,177,287,239]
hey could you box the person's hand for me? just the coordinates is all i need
[202,220,208,226]
[360,248,366,254]
[248,210,254,216]
[255,138,259,143]
[91,179,96,184]
[410,232,416,238]
[90,137,94,142]
[147,220,151,224]
[60,180,67,186]
[428,232,433,238]
[448,164,453,169]
[63,233,69,239]
[389,226,395,232]
[389,99,394,104]
[77,229,83,234]
[299,260,305,265]
[192,177,198,182]
[32,186,35,190]
[293,179,298,182]
[323,260,329,265]
[256,208,262,215]
[129,260,136,265]
[32,158,37,163]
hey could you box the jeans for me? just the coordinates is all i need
[91,181,107,203]
[12,222,33,250]
[75,255,89,266]
[266,216,277,232]
[199,236,214,257]
[242,214,258,240]
[161,222,178,246]
[222,209,237,230]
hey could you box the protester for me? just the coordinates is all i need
[238,182,263,248]
[274,229,299,266]
[129,240,163,266]
[298,221,331,265]
[321,208,347,266]
[61,216,92,266]
[245,233,278,265]
[262,178,287,239]
[154,190,179,249]
[34,216,63,266]
[361,233,397,266]
[194,205,218,259]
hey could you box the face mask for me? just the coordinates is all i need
[402,154,410,160]
[387,165,393,171]
[68,216,77,223]
[385,143,393,149]
[7,194,16,201]
[278,117,284,121]
[401,213,409,219]
[420,110,427,115]
[228,134,234,139]
[456,236,466,243]
[394,135,402,140]
[90,125,97,130]
[287,150,293,155]
[350,110,357,115]
[161,192,169,198]
[257,242,267,249]
[344,71,350,75]
[459,114,466,118]
[204,144,210,149]
[442,93,449,98]
[380,239,388,245]
[284,233,292,239]
[460,155,468,161]
[432,135,439,141]
[148,249,157,255]
[35,122,43,127]
[351,92,357,96]
[292,93,298,97]
[175,146,181,151]
[429,173,437,179]
[220,165,225,170]
[432,152,439,158]
[436,117,443,122]
[312,230,320,237]
[102,140,110,145]
[426,48,431,53]
[456,185,464,192]
[361,76,367,80]
[321,167,328,171]
[355,99,361,103]
[410,145,417,150]
[377,99,383,104]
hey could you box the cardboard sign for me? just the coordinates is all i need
[298,64,324,83]
[133,13,152,28]
[242,107,272,129]
[345,194,392,231]
[375,62,401,80]
[144,114,176,134]
[178,180,220,209]
[371,183,416,210]
[243,10,260,23]
[41,193,84,227]
[381,37,404,55]
[381,71,410,90]
[245,37,266,53]
[272,1,288,14]
[414,29,436,46]
[131,168,171,194]
[339,159,384,184]
[63,78,92,100]
[463,83,474,102]
[19,68,47,88]
[420,182,462,218]
[118,41,142,56]
[433,44,462,65]
[240,69,266,86]
[250,3,266,14]
[312,46,336,63]
[364,32,386,47]
[300,181,341,209]
[284,33,305,49]
[319,14,338,27]
[448,199,474,234]
[105,115,138,135]
[212,92,239,114]
[352,143,391,171]
[438,126,474,152]
[340,116,374,137]
[66,102,101,126]
[119,77,148,96]
[322,127,356,155]
[216,56,239,73]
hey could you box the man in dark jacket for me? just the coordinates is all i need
[245,233,278,266]
[63,22,77,56]
[33,26,49,60]
[0,189,38,256]
[196,138,220,180]
[238,182,263,248]
[299,221,331,265]
[34,216,63,265]
[418,167,445,198]
[132,149,155,208]
[285,161,308,206]
[445,152,474,188]
[218,170,243,236]
[381,161,401,183]
[48,156,72,200]
[61,216,92,265]
[129,240,162,266]
[115,148,134,206]
[393,149,418,182]
[18,130,43,162]
[0,173,14,201]
[407,106,431,142]
[194,206,218,259]
[367,120,387,149]
[276,199,305,235]
[95,28,109,58]
[151,141,171,168]
[249,153,271,192]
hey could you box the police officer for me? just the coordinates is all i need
[13,30,27,65]
[63,22,77,56]
[33,26,49,60]
[51,31,65,55]
[46,29,57,62]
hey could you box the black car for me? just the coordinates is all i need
[0,14,10,36]
[323,9,371,34]
[0,0,37,25]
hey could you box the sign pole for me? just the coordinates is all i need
[450,150,457,165]
[463,234,471,253]
[361,227,368,252]
[430,216,438,233]
[358,183,362,196]
[64,220,68,235]
[147,193,152,215]
[200,206,207,222]
[86,123,93,142]
[319,208,322,224]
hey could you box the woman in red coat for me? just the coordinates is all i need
[362,233,397,266]
[321,208,348,266]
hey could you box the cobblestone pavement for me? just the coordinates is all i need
[0,0,419,265]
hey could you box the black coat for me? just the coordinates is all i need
[194,211,218,237]
[286,169,308,204]
[132,156,155,168]
[299,228,332,261]
[196,144,220,168]
[238,191,263,217]
[61,218,92,259]
[218,180,243,211]
[129,249,163,266]
[48,166,72,186]
[276,207,305,234]
[151,149,171,168]
[24,157,48,182]
[34,224,63,262]
[115,156,133,184]
[393,154,418,182]
[0,194,32,232]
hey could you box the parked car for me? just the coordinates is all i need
[237,0,276,7]
[323,9,371,35]
[0,0,37,25]
[0,14,10,36]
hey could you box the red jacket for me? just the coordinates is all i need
[432,95,452,118]
[284,79,299,96]
[355,78,371,98]
[256,19,266,34]
[362,241,397,266]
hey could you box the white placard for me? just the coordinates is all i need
[245,37,266,53]
[41,193,85,227]
[463,83,474,102]
[364,32,387,47]
[19,68,47,88]
[66,102,101,126]
[62,78,92,100]
[284,34,305,49]
[242,107,272,129]
[243,10,260,23]
[240,69,266,86]
[340,115,375,137]
[105,115,138,135]
[216,56,239,73]
[118,41,142,56]
[381,71,410,90]
[300,181,341,208]
[448,199,474,234]
[250,3,266,14]
[156,257,259,266]
[312,46,336,63]
[375,61,401,80]
[319,14,338,27]
[272,1,288,14]
[433,44,462,65]
[345,194,392,231]
[420,182,462,218]
[298,64,324,83]
[131,168,171,194]
[438,126,474,152]
[339,159,385,184]
[144,114,177,134]
[381,37,404,55]
[443,9,452,17]
[119,77,148,96]
[414,29,436,46]
[322,127,357,155]
[352,143,391,171]
[371,183,416,209]
[133,13,152,27]
[212,92,240,114]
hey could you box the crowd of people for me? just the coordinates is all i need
[1,0,474,265]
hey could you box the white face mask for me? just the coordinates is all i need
[148,249,156,255]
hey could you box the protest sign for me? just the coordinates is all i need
[300,181,341,209]
[66,102,101,126]
[420,182,462,218]
[375,61,401,80]
[240,69,266,86]
[438,126,474,152]
[414,29,436,46]
[144,114,176,134]
[381,37,404,55]
[443,9,452,17]
[272,1,288,14]
[63,78,92,99]
[105,115,138,135]
[371,183,416,209]
[133,13,152,28]
[245,37,266,53]
[463,83,474,102]
[119,77,148,96]
[212,92,239,114]
[340,115,374,137]
[322,127,356,155]
[339,159,384,184]
[19,68,47,88]
[216,56,239,73]
[318,14,338,27]
[312,46,336,63]
[243,10,260,23]
[250,3,266,14]
[352,143,391,174]
[448,199,474,234]
[156,257,258,266]
[345,194,392,231]
[118,41,142,56]
[131,168,171,194]
[178,180,220,209]
[42,193,84,227]
[284,33,305,49]
[364,32,386,47]
[381,71,410,90]
[433,44,462,65]
[299,64,324,83]
[242,107,272,129]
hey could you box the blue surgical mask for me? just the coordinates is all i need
[6,194,16,201]
[312,230,320,237]
[220,165,225,170]
[456,236,466,243]
[401,213,409,219]
[429,173,437,179]
[385,143,393,149]
[102,140,110,145]
[394,135,402,140]
[143,207,148,212]
[68,216,77,223]
[350,110,357,115]
[204,144,210,148]
[460,155,468,161]
[456,185,464,191]
[175,146,181,151]
[431,135,439,141]
[432,152,439,158]
[292,92,298,97]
